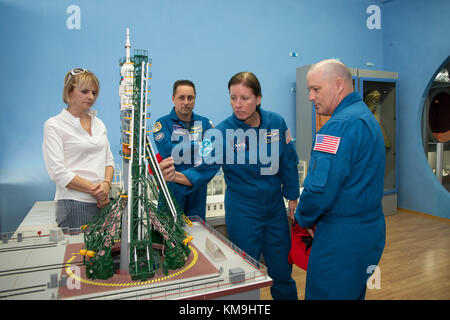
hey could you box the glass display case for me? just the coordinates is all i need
[361,79,397,193]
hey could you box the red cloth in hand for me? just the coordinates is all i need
[288,221,315,271]
[148,153,163,175]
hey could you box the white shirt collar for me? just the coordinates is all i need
[61,108,97,124]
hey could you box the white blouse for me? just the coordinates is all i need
[43,108,115,203]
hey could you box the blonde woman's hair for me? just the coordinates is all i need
[62,68,100,104]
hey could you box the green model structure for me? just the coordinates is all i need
[78,30,193,281]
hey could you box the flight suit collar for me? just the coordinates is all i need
[332,91,362,116]
[169,106,198,125]
[231,107,265,128]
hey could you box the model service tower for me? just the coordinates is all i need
[79,29,192,282]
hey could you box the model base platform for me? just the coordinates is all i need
[0,201,272,300]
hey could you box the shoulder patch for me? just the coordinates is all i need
[154,131,165,141]
[153,121,162,133]
[313,134,340,154]
[264,129,280,143]
[199,138,213,157]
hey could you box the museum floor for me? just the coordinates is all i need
[259,208,450,300]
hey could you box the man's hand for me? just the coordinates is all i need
[159,157,176,182]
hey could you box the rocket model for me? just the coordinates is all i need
[79,29,192,282]
[119,28,134,161]
[118,27,135,274]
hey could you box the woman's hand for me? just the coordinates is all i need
[288,199,298,220]
[96,197,110,208]
[306,228,315,238]
[91,181,110,207]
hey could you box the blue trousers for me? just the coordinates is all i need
[225,190,298,300]
[168,182,207,221]
[305,212,385,300]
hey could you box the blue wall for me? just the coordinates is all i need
[0,0,447,232]
[383,0,450,218]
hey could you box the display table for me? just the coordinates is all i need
[0,201,272,300]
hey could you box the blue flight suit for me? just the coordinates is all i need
[295,92,386,300]
[189,107,299,300]
[153,107,213,221]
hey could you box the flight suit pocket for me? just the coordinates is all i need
[309,156,331,192]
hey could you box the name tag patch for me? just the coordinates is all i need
[265,129,280,143]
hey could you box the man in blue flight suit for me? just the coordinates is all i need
[295,59,386,299]
[152,80,213,221]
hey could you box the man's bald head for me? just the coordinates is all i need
[308,59,353,87]
[306,59,354,116]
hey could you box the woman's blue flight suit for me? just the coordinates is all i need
[200,107,299,300]
[153,107,213,221]
[295,92,386,300]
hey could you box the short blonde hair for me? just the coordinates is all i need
[62,69,100,104]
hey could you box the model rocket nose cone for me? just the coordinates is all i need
[125,28,130,47]
[125,28,131,62]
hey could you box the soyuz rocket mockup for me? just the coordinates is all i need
[80,29,191,282]
[118,27,155,275]
[117,28,185,279]
[118,27,135,274]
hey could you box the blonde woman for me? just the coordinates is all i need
[43,68,114,229]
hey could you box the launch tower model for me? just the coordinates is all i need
[79,29,193,281]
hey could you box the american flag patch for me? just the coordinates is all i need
[313,134,341,154]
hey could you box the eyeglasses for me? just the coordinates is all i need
[65,68,91,84]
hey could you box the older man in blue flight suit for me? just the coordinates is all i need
[153,80,213,221]
[295,60,386,300]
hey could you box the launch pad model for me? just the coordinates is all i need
[0,202,271,300]
[0,29,271,299]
